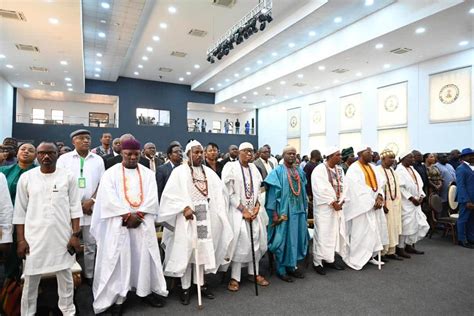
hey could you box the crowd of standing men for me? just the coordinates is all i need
[0,131,473,315]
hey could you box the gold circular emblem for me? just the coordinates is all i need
[384,95,399,112]
[439,84,459,104]
[312,111,321,124]
[386,142,400,156]
[290,116,298,128]
[344,104,356,118]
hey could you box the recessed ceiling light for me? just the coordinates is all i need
[271,52,278,57]
[225,78,230,82]
[100,19,106,24]
[308,31,316,37]
[96,53,103,57]
[288,43,295,48]
[234,73,239,77]
[222,107,226,110]
[298,91,303,94]
[101,2,110,9]
[383,64,391,69]
[470,8,474,14]
[257,60,263,65]
[233,99,238,103]
[194,64,200,69]
[146,46,153,52]
[280,80,286,85]
[365,0,374,6]
[186,71,191,75]
[271,99,277,103]
[261,102,266,106]
[138,64,143,69]
[179,77,184,81]
[152,35,160,41]
[245,67,251,71]
[65,77,71,81]
[48,17,59,24]
[0,54,5,59]
[415,27,426,34]
[333,79,340,84]
[94,74,100,78]
[297,73,303,79]
[68,88,73,91]
[209,87,214,91]
[334,16,342,23]
[95,67,101,72]
[243,109,246,112]
[356,72,362,77]
[314,86,320,90]
[242,96,247,99]
[66,83,72,87]
[134,71,139,75]
[142,56,148,61]
[98,32,106,38]
[217,83,222,87]
[375,43,384,49]
[265,86,271,90]
[459,40,469,46]
[253,91,258,95]
[60,61,68,66]
[96,61,102,65]
[160,23,168,29]
[23,84,30,88]
[168,6,177,14]
[284,95,289,99]
[318,65,325,71]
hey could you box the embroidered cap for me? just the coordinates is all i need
[239,142,254,151]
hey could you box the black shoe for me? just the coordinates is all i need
[385,254,403,261]
[201,284,215,299]
[325,261,344,270]
[142,294,165,308]
[313,265,326,275]
[108,304,123,316]
[84,278,93,287]
[405,244,424,255]
[180,288,190,305]
[277,274,294,282]
[287,269,304,279]
[458,241,474,249]
[380,256,389,263]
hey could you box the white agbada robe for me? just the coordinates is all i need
[311,163,348,266]
[90,163,168,314]
[395,165,429,244]
[0,173,14,244]
[158,164,233,278]
[12,168,83,275]
[222,161,268,267]
[343,161,387,270]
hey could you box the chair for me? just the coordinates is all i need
[428,193,457,244]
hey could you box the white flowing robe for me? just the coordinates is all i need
[221,161,268,266]
[343,162,387,270]
[395,166,429,244]
[90,164,167,314]
[158,164,233,277]
[311,163,348,265]
[0,173,13,243]
[13,168,83,275]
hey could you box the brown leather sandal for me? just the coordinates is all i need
[227,278,239,292]
[248,275,270,286]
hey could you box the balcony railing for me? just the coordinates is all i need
[16,113,118,128]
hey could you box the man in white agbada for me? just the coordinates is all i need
[395,151,429,258]
[13,142,82,315]
[0,173,14,245]
[343,146,388,270]
[91,138,168,315]
[158,140,233,305]
[311,146,347,275]
[222,142,269,292]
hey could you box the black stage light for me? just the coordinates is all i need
[212,49,218,57]
[224,46,230,55]
[259,21,266,31]
[266,14,273,23]
[228,40,234,50]
[258,13,267,23]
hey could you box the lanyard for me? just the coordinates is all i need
[80,156,85,177]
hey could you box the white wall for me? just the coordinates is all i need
[18,98,116,126]
[0,75,13,140]
[259,49,474,155]
[188,110,256,134]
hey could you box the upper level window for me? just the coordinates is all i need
[32,108,45,124]
[136,108,170,126]
[51,110,64,124]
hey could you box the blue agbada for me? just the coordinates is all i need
[264,164,309,275]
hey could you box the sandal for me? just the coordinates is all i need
[227,279,239,292]
[248,275,270,286]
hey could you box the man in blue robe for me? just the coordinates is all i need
[265,146,309,282]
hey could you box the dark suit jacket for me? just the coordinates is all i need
[254,158,274,181]
[456,163,474,204]
[221,156,238,166]
[156,162,175,202]
[105,154,150,170]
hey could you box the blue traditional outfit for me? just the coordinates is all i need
[264,164,309,276]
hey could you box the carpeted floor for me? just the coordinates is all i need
[63,233,474,315]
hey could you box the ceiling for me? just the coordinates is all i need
[18,88,118,104]
[1,0,473,114]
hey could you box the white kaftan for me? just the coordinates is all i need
[0,173,13,243]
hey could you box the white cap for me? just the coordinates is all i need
[185,140,202,155]
[325,146,339,156]
[238,142,254,151]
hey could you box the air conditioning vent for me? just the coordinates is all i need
[188,29,208,37]
[390,47,412,54]
[171,51,187,58]
[29,66,48,72]
[15,44,40,52]
[38,81,55,87]
[293,82,307,87]
[331,68,349,74]
[212,0,236,8]
[264,93,276,97]
[243,101,254,104]
[0,9,26,21]
[158,67,173,72]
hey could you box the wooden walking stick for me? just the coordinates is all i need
[192,216,203,309]
[249,220,259,296]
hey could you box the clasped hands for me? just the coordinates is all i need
[409,196,424,207]
[373,194,384,210]
[271,211,288,227]
[82,198,95,216]
[331,200,344,211]
[242,205,260,222]
[122,213,143,228]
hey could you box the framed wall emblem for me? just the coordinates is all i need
[430,66,471,123]
[287,107,301,138]
[377,81,407,128]
[378,127,409,158]
[308,101,326,135]
[340,93,362,132]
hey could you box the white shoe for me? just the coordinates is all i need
[369,258,385,265]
